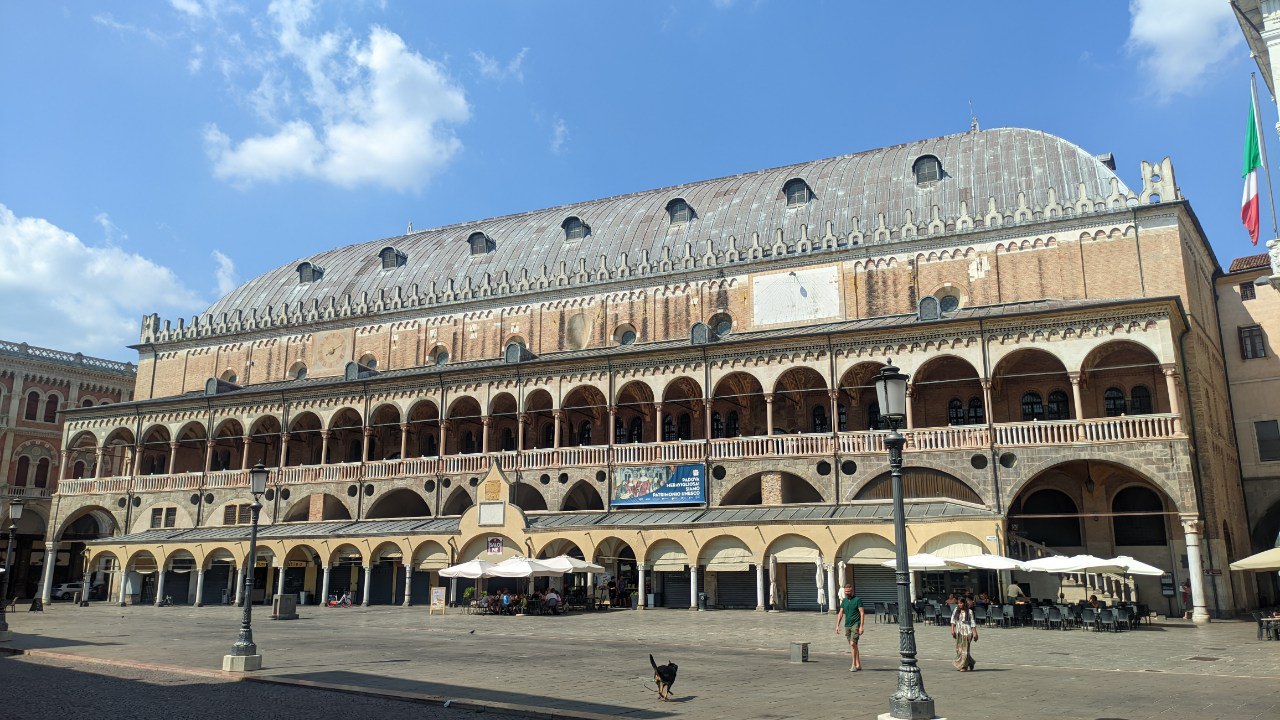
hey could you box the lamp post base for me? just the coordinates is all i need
[222,653,262,672]
[879,712,943,720]
[0,629,12,643]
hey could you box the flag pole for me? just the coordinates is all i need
[1252,72,1280,240]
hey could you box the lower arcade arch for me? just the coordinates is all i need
[720,471,823,506]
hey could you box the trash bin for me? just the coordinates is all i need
[697,592,708,610]
[298,591,310,606]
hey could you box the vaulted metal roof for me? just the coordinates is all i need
[206,128,1129,318]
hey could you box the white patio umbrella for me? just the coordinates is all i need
[1019,555,1080,573]
[1058,554,1129,575]
[768,554,778,610]
[439,559,496,579]
[540,555,606,573]
[815,559,827,612]
[950,555,1025,571]
[879,553,959,571]
[487,556,563,578]
[1108,556,1164,576]
[1230,546,1280,571]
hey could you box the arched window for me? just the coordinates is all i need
[628,417,644,443]
[1046,390,1070,421]
[614,417,625,443]
[13,456,30,486]
[500,428,515,451]
[358,354,377,370]
[289,363,307,380]
[43,395,60,423]
[34,458,50,487]
[562,216,589,241]
[783,178,812,206]
[711,411,724,439]
[24,391,40,420]
[296,261,323,283]
[1021,392,1044,421]
[868,402,882,430]
[81,398,94,408]
[1130,385,1153,414]
[542,423,555,449]
[663,415,677,441]
[667,198,693,224]
[72,461,86,479]
[947,398,964,425]
[504,341,526,364]
[1018,489,1082,547]
[837,404,848,432]
[677,413,692,440]
[578,421,592,446]
[1104,387,1127,416]
[430,347,449,366]
[913,155,942,184]
[967,397,985,425]
[727,410,741,438]
[378,246,406,269]
[1112,486,1167,545]
[467,232,493,255]
[812,406,829,433]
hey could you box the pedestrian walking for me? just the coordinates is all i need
[1180,579,1192,619]
[950,596,978,672]
[834,583,865,672]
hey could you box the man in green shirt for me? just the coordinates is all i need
[834,583,865,672]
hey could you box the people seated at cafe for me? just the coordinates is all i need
[975,593,990,608]
[545,588,562,615]
[1086,594,1102,609]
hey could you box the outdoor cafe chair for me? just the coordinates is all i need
[1047,606,1065,630]
[1115,606,1133,631]
[886,602,899,622]
[1080,607,1097,631]
[873,601,887,623]
[1031,606,1046,629]
[1097,608,1118,632]
[973,605,988,626]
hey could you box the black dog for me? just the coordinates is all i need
[649,654,678,701]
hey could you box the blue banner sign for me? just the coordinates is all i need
[612,464,705,506]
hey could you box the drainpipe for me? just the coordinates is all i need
[826,334,840,505]
[1176,313,1223,617]
[606,358,614,511]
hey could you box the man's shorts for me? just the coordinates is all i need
[844,624,861,644]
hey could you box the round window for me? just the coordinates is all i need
[620,330,636,346]
[939,294,960,314]
[709,313,733,337]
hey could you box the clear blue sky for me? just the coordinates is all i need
[0,0,1267,360]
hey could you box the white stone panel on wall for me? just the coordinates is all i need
[751,266,840,327]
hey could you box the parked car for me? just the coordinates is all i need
[52,582,83,600]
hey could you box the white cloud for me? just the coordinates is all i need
[211,250,238,296]
[551,116,569,154]
[1127,0,1239,100]
[170,0,205,18]
[0,204,205,359]
[92,13,170,45]
[473,48,528,82]
[204,0,470,191]
[189,43,205,74]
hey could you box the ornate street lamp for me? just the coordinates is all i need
[0,499,25,641]
[873,363,936,720]
[222,463,269,671]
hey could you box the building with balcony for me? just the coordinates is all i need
[41,128,1250,618]
[0,340,135,600]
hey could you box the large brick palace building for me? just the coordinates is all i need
[35,127,1253,619]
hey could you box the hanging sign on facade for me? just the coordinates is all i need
[612,464,705,507]
[486,537,504,555]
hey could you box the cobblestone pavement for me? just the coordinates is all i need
[5,602,1280,719]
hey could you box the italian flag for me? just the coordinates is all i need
[1243,91,1263,245]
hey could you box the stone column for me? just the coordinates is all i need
[1163,365,1182,433]
[39,543,57,604]
[200,439,212,473]
[403,564,414,606]
[637,564,647,609]
[552,410,563,449]
[904,385,915,429]
[241,435,251,470]
[826,563,838,614]
[481,417,492,454]
[167,441,179,474]
[362,427,373,462]
[118,570,129,606]
[690,564,700,610]
[319,430,331,465]
[155,566,167,606]
[94,447,106,478]
[755,563,766,612]
[278,433,290,468]
[320,565,331,605]
[195,567,206,607]
[274,562,286,598]
[438,420,449,459]
[764,395,774,438]
[131,444,144,475]
[703,399,713,439]
[1069,373,1086,440]
[399,423,409,460]
[608,405,617,446]
[655,402,665,442]
[234,565,246,606]
[760,471,783,505]
[362,566,373,607]
[828,389,839,431]
[59,451,71,481]
[517,413,527,452]
[1182,517,1211,623]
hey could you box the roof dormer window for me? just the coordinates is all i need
[297,262,323,284]
[467,232,494,255]
[379,246,406,269]
[913,155,943,184]
[783,178,812,207]
[562,216,589,241]
[666,198,693,224]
